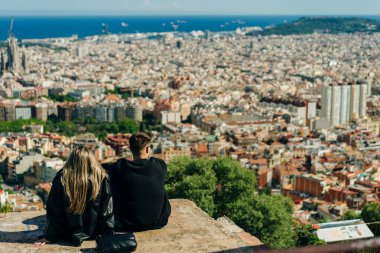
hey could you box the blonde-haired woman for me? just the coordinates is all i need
[35,146,114,246]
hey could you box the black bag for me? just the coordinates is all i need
[96,233,137,253]
[70,232,90,247]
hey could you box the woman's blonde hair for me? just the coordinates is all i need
[61,146,106,214]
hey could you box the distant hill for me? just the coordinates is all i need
[250,17,380,36]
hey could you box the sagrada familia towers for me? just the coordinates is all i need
[1,19,28,76]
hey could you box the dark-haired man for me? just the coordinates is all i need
[103,132,171,232]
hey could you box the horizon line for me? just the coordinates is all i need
[1,12,380,17]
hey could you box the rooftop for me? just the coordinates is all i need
[0,199,264,253]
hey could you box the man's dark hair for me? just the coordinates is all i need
[129,132,153,156]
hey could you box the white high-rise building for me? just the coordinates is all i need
[321,83,367,127]
[351,84,361,120]
[340,85,351,124]
[306,100,317,119]
[161,111,181,125]
[367,80,372,97]
[359,84,367,118]
[321,85,332,122]
[331,85,342,126]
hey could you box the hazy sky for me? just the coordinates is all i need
[1,0,380,16]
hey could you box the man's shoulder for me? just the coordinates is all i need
[150,157,167,171]
[150,157,166,164]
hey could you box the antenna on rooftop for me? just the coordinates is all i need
[8,18,14,38]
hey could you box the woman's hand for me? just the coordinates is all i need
[34,238,50,246]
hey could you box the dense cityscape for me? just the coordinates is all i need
[1,16,380,250]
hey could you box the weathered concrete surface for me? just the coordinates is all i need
[0,199,264,252]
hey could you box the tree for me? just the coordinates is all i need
[84,117,96,124]
[315,216,331,223]
[47,114,59,123]
[44,118,140,139]
[106,122,119,133]
[117,119,139,133]
[166,157,217,216]
[361,203,380,236]
[47,94,78,102]
[166,157,296,249]
[227,194,296,249]
[212,157,256,218]
[258,187,272,195]
[98,130,108,140]
[56,121,78,136]
[295,224,325,247]
[342,209,361,221]
[0,119,44,133]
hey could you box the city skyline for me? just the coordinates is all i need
[1,0,380,249]
[1,0,380,16]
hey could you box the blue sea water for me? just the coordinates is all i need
[0,16,299,40]
[0,15,379,40]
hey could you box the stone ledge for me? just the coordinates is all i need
[0,199,264,252]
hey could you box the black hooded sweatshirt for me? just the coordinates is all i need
[103,157,171,232]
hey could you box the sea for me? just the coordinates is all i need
[0,15,380,40]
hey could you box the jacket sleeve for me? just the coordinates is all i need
[97,175,114,235]
[102,162,115,177]
[45,174,67,242]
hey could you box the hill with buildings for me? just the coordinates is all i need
[251,17,380,36]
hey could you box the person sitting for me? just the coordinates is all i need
[103,132,171,232]
[34,146,114,246]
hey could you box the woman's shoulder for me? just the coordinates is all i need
[52,169,64,182]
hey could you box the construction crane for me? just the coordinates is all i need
[8,18,14,37]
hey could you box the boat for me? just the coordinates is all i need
[101,23,110,34]
[121,22,128,27]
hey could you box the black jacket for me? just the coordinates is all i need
[45,170,114,246]
[104,157,171,232]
